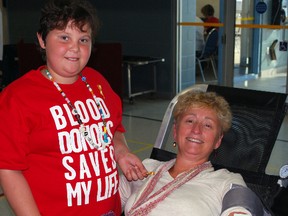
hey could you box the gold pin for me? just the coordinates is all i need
[147,171,155,176]
[97,84,105,99]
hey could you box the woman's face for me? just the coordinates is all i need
[173,106,223,163]
[37,20,92,83]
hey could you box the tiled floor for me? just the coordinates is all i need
[1,72,287,215]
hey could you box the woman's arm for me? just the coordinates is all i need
[113,131,148,181]
[0,169,41,216]
[222,208,250,216]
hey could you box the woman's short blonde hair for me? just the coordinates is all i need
[173,91,232,133]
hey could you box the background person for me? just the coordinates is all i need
[0,0,147,215]
[201,4,219,36]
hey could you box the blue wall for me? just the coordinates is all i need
[6,0,175,98]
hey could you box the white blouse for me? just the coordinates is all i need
[119,158,251,216]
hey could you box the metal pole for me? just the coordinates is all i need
[221,0,236,86]
[286,57,288,94]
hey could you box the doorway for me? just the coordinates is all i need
[176,0,288,93]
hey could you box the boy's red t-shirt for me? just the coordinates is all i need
[0,66,124,215]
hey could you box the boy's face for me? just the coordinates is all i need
[37,20,92,83]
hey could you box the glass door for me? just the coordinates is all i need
[233,0,288,93]
[176,0,288,93]
[175,0,221,92]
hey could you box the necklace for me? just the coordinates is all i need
[45,69,109,150]
[128,160,212,216]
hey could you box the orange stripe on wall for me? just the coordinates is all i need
[179,22,288,29]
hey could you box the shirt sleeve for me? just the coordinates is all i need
[221,170,247,197]
[0,88,29,170]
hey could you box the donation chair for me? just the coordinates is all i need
[150,84,288,215]
[196,28,218,82]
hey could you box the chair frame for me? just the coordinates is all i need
[196,28,218,82]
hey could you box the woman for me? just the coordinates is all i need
[120,91,254,216]
[0,0,147,215]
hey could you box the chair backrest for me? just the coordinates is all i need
[206,85,287,173]
[150,84,288,213]
[200,28,218,59]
